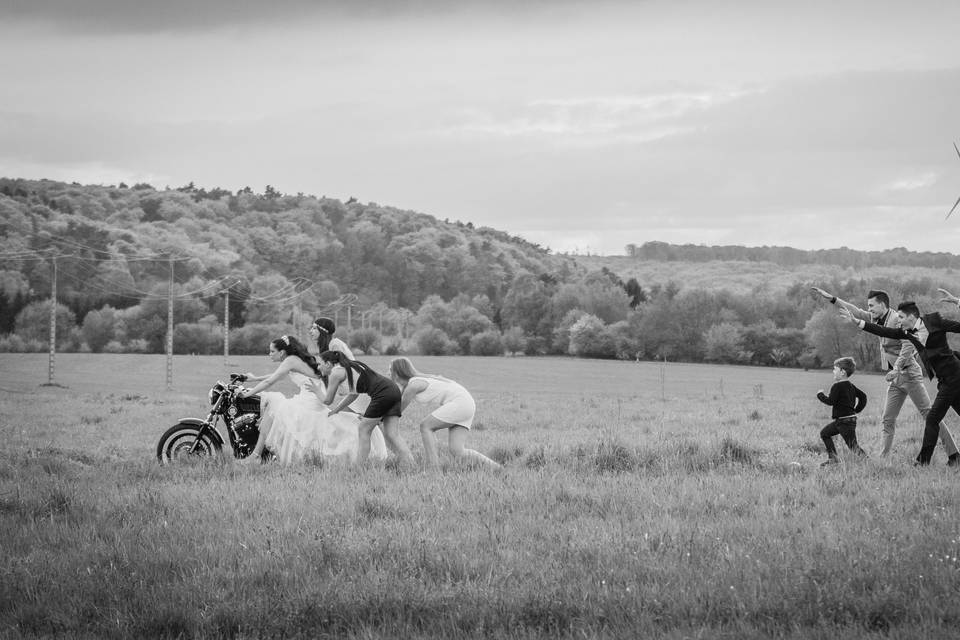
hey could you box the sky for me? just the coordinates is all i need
[2,0,960,256]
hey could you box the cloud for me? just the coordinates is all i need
[433,88,759,148]
[0,157,167,188]
[4,0,322,33]
[880,173,939,193]
[1,0,604,34]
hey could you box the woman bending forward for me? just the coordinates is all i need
[390,357,501,470]
[319,351,414,466]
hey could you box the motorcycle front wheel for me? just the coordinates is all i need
[156,423,222,464]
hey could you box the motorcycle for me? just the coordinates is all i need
[156,373,267,463]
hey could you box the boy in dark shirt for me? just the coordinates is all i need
[816,356,868,466]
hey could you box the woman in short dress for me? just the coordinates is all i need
[389,357,501,469]
[238,335,387,464]
[318,351,414,466]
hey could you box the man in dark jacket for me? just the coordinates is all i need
[839,301,960,465]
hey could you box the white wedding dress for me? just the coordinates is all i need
[259,371,388,464]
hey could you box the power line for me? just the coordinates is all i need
[17,232,196,262]
[60,267,240,300]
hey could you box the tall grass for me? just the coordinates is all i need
[1,354,958,638]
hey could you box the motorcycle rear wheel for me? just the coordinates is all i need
[156,423,222,464]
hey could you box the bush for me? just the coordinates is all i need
[0,333,36,352]
[81,305,120,353]
[349,328,380,354]
[551,309,587,355]
[704,322,745,363]
[174,321,222,355]
[382,340,403,356]
[103,340,125,354]
[523,336,547,356]
[568,314,617,359]
[125,339,149,353]
[414,295,496,354]
[228,323,293,355]
[413,327,458,356]
[469,330,503,356]
[797,350,819,370]
[502,326,527,355]
[14,300,76,348]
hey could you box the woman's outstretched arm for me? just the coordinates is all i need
[399,378,428,412]
[240,358,295,397]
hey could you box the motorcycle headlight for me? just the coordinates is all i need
[208,388,216,404]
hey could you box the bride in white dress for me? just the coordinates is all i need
[237,335,387,464]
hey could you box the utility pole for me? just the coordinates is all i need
[223,286,230,368]
[295,297,302,338]
[166,255,174,391]
[47,255,57,385]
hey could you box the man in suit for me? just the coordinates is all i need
[812,287,960,462]
[839,300,960,465]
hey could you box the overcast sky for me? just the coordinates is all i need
[2,0,959,255]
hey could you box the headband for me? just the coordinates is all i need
[313,322,329,334]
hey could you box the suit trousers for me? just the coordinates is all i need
[917,378,960,464]
[882,374,959,457]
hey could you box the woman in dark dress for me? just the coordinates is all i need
[318,351,415,466]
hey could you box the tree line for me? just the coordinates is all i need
[2,178,958,369]
[625,241,960,269]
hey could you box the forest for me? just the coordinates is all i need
[2,177,959,370]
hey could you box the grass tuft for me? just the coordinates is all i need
[593,440,639,473]
[132,606,194,639]
[524,447,547,469]
[356,496,406,521]
[488,444,525,464]
[799,440,823,455]
[718,436,762,465]
[206,608,244,639]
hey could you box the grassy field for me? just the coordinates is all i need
[1,354,959,639]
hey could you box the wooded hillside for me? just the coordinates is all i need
[3,178,959,369]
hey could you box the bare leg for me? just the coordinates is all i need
[419,416,500,469]
[356,417,378,464]
[380,415,415,466]
[447,425,501,468]
[420,418,442,469]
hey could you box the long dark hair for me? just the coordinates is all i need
[390,356,449,384]
[274,335,321,376]
[312,317,336,353]
[319,350,374,391]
